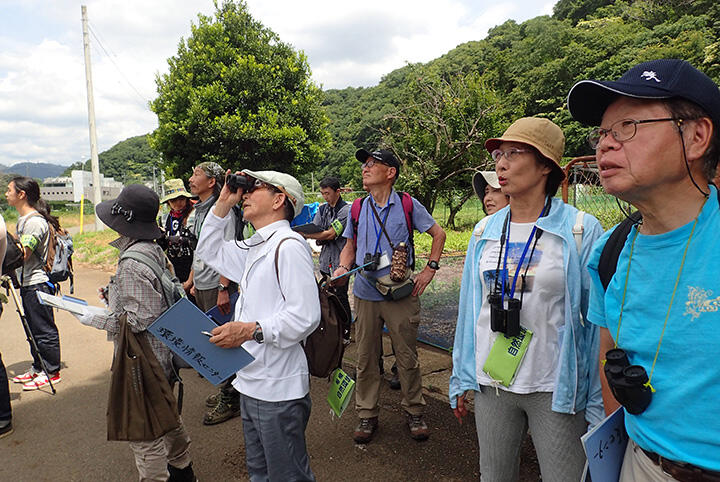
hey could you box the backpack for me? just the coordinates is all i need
[597,189,720,290]
[350,192,415,269]
[274,237,348,378]
[26,213,75,293]
[2,231,24,275]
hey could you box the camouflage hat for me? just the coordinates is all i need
[160,178,193,204]
[195,161,225,185]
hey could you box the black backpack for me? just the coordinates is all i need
[2,232,24,275]
[274,237,348,378]
[598,189,720,289]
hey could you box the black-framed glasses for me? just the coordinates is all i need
[588,118,682,149]
[491,148,532,162]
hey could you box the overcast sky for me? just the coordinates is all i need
[0,0,555,167]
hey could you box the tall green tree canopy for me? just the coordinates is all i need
[151,0,330,179]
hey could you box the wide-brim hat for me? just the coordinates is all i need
[241,169,305,218]
[160,178,193,204]
[567,59,720,128]
[96,184,163,240]
[472,170,501,201]
[485,117,565,173]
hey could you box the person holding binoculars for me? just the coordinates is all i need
[569,59,720,481]
[450,117,604,482]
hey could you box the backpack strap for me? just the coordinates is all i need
[573,211,585,256]
[597,211,642,291]
[350,197,365,244]
[120,250,173,306]
[274,237,307,301]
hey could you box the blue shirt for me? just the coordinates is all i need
[342,190,436,301]
[587,185,720,470]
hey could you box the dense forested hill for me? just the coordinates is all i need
[63,135,161,183]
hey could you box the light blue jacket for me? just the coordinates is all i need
[449,198,605,426]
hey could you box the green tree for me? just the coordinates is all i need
[150,0,330,179]
[62,135,161,183]
[381,71,503,228]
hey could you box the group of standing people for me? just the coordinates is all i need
[3,57,719,482]
[451,58,720,481]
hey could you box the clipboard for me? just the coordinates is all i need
[36,291,109,317]
[291,223,323,234]
[148,298,255,385]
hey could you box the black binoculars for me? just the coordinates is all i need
[604,348,652,415]
[488,294,521,338]
[363,252,381,271]
[226,174,253,193]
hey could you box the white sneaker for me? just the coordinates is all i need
[11,368,39,384]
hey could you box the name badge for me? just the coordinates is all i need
[377,253,391,270]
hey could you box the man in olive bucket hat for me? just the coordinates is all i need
[72,184,196,482]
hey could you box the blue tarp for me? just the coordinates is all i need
[291,202,320,226]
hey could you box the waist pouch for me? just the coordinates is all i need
[374,269,414,301]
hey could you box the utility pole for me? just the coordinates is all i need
[82,5,104,231]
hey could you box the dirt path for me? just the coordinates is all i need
[0,264,492,481]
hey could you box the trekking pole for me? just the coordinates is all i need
[328,261,373,284]
[0,275,57,395]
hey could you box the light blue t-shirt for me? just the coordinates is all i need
[342,190,436,301]
[587,185,720,471]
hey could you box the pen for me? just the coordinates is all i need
[201,331,213,337]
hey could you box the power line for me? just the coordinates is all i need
[87,22,151,107]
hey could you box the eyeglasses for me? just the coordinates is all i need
[491,148,532,162]
[247,179,279,194]
[361,158,387,169]
[587,118,681,149]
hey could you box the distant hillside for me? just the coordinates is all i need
[63,135,160,183]
[1,162,68,179]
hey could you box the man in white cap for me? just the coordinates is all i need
[568,59,720,480]
[196,169,320,481]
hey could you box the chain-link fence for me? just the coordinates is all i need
[561,155,633,229]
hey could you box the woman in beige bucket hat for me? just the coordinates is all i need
[158,178,197,286]
[451,117,606,481]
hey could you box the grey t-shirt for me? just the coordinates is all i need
[312,200,349,274]
[191,195,237,290]
[16,212,49,286]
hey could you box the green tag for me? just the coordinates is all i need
[482,327,533,387]
[327,368,355,417]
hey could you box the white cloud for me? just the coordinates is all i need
[0,0,553,167]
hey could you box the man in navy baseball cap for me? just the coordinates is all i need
[568,60,720,480]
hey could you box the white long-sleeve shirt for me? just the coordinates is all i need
[196,210,320,402]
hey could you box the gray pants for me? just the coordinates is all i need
[474,388,586,482]
[240,393,315,482]
[128,417,192,482]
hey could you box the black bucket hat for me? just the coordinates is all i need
[568,59,720,128]
[96,184,163,240]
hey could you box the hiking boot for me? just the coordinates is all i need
[168,461,197,482]
[406,413,429,441]
[353,417,378,444]
[11,368,39,384]
[0,420,13,439]
[22,372,61,391]
[205,391,222,408]
[203,399,241,425]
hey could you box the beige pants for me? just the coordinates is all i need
[354,295,426,418]
[128,418,192,482]
[620,439,678,482]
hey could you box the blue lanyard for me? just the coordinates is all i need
[370,198,390,255]
[500,200,549,303]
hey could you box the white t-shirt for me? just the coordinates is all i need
[475,221,566,393]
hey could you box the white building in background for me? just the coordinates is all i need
[41,170,123,203]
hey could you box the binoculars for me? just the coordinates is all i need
[226,174,253,193]
[363,252,381,271]
[604,348,652,415]
[488,294,521,337]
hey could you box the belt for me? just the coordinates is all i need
[640,448,720,482]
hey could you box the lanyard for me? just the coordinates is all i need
[369,198,390,255]
[497,197,551,304]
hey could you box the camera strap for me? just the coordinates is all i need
[612,214,699,393]
[496,196,552,305]
[369,200,393,254]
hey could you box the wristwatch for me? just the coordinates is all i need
[427,260,440,270]
[218,282,228,292]
[252,322,264,344]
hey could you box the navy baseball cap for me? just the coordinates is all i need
[355,148,400,178]
[567,59,720,128]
